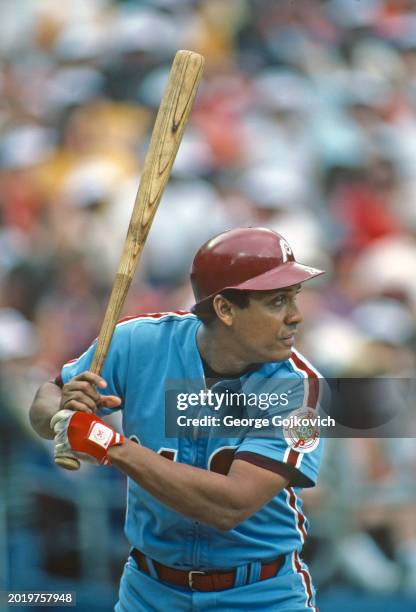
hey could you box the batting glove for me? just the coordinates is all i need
[51,409,125,466]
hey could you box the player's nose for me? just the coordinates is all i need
[285,301,303,326]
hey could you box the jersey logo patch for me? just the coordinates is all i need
[283,407,320,454]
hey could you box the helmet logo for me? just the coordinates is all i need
[280,238,293,262]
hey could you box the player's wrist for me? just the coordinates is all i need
[106,440,125,463]
[107,436,135,465]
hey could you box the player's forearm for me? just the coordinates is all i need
[109,440,252,530]
[29,382,62,439]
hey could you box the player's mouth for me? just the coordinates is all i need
[279,332,297,347]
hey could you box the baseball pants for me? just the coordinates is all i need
[115,552,317,611]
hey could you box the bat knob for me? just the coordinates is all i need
[55,455,81,470]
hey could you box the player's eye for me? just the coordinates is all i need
[270,296,285,307]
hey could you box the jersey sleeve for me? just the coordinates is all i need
[234,370,325,488]
[235,435,324,488]
[55,322,132,414]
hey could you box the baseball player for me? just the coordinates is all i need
[30,227,325,611]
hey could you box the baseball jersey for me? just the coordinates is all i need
[58,312,324,570]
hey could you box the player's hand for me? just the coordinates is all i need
[51,409,125,465]
[60,371,122,414]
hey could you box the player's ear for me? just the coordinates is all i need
[212,294,234,327]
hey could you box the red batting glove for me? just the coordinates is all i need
[51,409,125,465]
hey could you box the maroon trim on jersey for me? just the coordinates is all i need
[234,451,313,488]
[287,351,320,467]
[286,452,298,467]
[54,375,63,388]
[293,550,316,609]
[116,310,191,325]
[291,351,320,408]
[287,486,308,541]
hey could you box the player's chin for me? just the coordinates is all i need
[259,345,292,363]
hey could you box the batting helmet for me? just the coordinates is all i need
[191,227,324,308]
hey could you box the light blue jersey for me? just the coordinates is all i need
[59,312,324,610]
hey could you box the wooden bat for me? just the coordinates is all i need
[55,49,205,470]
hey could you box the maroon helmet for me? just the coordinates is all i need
[191,227,324,308]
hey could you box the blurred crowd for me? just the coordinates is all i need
[1,0,416,606]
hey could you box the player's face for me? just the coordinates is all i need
[230,285,303,363]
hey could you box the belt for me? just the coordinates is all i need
[131,548,285,592]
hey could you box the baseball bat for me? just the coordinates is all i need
[55,50,205,470]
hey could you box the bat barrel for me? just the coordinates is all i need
[54,50,205,471]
